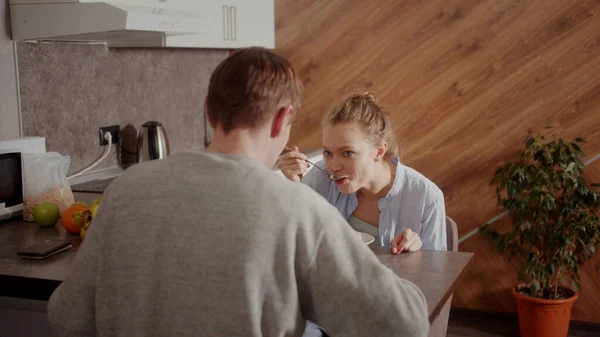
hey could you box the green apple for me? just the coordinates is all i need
[33,202,60,228]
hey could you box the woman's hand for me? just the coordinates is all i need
[391,228,422,254]
[276,146,310,182]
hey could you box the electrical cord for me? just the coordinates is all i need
[117,143,137,155]
[67,132,113,180]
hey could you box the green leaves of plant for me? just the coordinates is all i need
[480,133,600,300]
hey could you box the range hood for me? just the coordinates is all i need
[9,0,207,44]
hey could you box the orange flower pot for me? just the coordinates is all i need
[512,287,579,337]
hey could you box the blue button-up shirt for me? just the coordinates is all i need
[302,156,447,250]
[300,156,447,337]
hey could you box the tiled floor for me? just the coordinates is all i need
[447,308,600,337]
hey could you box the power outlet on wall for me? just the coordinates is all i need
[99,125,120,146]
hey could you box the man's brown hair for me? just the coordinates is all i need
[206,47,303,133]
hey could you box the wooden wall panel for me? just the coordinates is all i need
[583,156,600,184]
[276,0,600,235]
[452,219,519,314]
[574,158,600,321]
[275,0,600,322]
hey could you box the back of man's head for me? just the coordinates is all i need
[206,47,303,134]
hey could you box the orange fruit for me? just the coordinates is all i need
[61,204,90,234]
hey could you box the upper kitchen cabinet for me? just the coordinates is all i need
[8,0,275,49]
[224,0,275,49]
[162,0,274,49]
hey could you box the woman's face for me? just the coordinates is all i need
[322,122,382,194]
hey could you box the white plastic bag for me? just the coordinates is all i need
[22,152,75,221]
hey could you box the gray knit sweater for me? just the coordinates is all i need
[48,151,429,337]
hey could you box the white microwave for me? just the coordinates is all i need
[0,137,46,221]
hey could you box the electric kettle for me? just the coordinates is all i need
[137,121,170,163]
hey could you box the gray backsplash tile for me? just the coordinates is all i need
[17,42,227,175]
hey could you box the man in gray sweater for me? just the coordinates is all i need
[48,47,429,337]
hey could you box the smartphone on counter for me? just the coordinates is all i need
[17,239,72,260]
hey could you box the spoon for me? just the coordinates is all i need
[284,147,345,181]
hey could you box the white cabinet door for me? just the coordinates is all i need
[167,0,275,49]
[102,0,225,48]
[222,0,275,49]
[163,1,226,48]
[106,0,274,49]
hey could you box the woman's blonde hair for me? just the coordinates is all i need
[323,92,398,161]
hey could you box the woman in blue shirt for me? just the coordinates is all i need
[278,92,447,337]
[278,92,447,252]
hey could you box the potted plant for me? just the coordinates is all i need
[480,132,600,337]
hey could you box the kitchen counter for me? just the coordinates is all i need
[70,177,115,193]
[0,192,100,301]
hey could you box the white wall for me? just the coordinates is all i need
[0,0,21,140]
[308,153,323,164]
